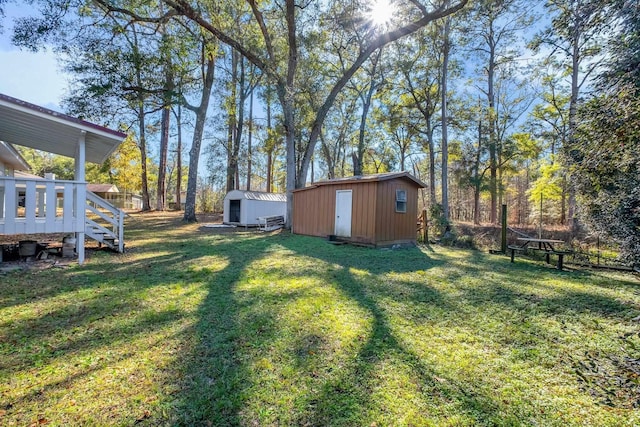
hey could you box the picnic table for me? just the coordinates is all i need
[508,238,572,270]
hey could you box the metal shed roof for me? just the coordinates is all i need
[294,172,427,191]
[0,93,127,164]
[225,190,287,202]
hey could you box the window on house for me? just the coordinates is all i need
[395,189,407,213]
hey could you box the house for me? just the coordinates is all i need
[223,190,287,227]
[87,183,120,199]
[0,93,127,264]
[0,140,30,177]
[86,184,142,210]
[292,172,426,247]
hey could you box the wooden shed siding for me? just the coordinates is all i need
[293,175,421,246]
[375,179,418,244]
[293,182,378,242]
[293,184,334,237]
[350,182,377,244]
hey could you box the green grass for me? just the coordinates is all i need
[1,212,639,426]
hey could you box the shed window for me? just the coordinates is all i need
[395,189,407,213]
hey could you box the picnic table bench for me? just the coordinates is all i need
[508,238,573,270]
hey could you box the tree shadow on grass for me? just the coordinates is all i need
[266,238,512,426]
[163,234,281,425]
[162,234,450,425]
[271,239,640,425]
[0,220,271,425]
[4,217,638,426]
[450,251,640,320]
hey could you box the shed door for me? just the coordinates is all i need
[229,199,241,222]
[335,190,352,238]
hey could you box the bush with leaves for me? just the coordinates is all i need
[570,2,640,267]
[429,203,450,238]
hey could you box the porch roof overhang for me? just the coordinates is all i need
[0,93,127,164]
[0,140,30,170]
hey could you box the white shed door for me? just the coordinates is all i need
[335,190,352,237]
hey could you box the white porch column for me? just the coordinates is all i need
[75,131,86,265]
[74,132,86,182]
[0,165,5,219]
[0,179,4,219]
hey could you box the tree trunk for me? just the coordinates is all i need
[183,52,216,222]
[157,38,174,211]
[176,104,182,210]
[354,50,381,176]
[441,18,451,220]
[283,0,298,228]
[427,128,436,208]
[137,104,151,212]
[226,50,239,192]
[157,102,170,211]
[266,96,273,193]
[246,87,254,190]
[320,135,335,179]
[234,56,246,190]
[567,22,581,232]
[488,26,497,225]
[473,120,482,225]
[132,35,151,211]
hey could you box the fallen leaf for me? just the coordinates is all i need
[134,410,151,424]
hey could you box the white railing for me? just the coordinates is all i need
[85,191,125,253]
[0,176,86,235]
[0,177,125,258]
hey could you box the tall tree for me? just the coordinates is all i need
[530,0,614,230]
[157,51,173,211]
[63,19,161,212]
[464,0,534,224]
[440,16,451,220]
[530,72,571,222]
[157,0,469,226]
[182,41,217,222]
[392,28,443,207]
[350,50,384,176]
[569,0,640,265]
[173,103,184,209]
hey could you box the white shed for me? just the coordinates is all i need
[223,190,287,226]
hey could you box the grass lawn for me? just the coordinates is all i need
[1,212,639,426]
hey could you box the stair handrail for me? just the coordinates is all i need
[85,190,124,253]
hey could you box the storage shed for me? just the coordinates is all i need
[223,190,287,226]
[292,172,426,247]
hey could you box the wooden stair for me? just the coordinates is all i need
[85,191,125,253]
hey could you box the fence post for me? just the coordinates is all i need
[501,204,507,254]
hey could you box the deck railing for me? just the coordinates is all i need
[0,176,86,235]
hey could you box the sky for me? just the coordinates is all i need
[0,3,68,112]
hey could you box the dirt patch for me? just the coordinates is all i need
[0,257,76,274]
